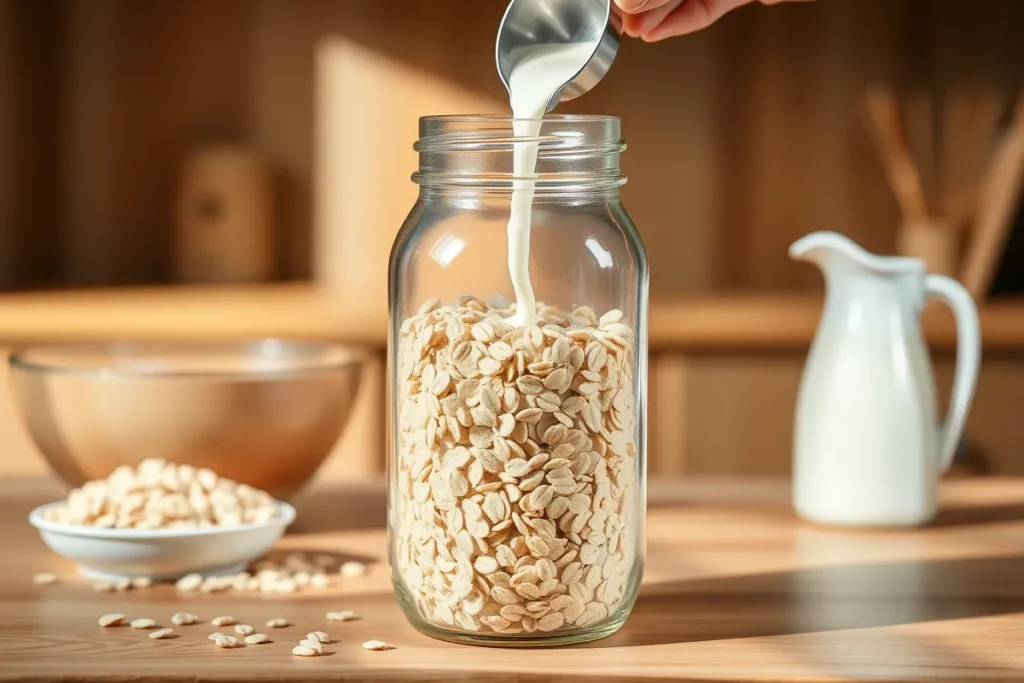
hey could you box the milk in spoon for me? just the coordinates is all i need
[504,43,599,327]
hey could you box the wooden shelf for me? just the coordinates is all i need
[2,285,1024,351]
[0,284,387,347]
[650,294,1024,351]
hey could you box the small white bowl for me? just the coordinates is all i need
[29,501,296,581]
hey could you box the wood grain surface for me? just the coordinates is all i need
[4,285,1024,351]
[2,476,1024,681]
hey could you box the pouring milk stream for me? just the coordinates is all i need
[504,43,600,327]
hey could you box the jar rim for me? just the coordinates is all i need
[413,114,626,194]
[415,115,624,151]
[419,114,620,125]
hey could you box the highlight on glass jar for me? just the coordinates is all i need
[388,115,648,646]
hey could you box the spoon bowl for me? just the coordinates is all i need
[496,0,621,112]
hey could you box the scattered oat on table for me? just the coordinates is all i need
[234,624,254,636]
[361,639,391,651]
[114,578,132,591]
[175,573,203,592]
[306,631,330,644]
[339,561,367,578]
[291,645,319,657]
[211,616,236,627]
[265,618,290,628]
[200,575,240,593]
[171,612,199,626]
[152,553,352,597]
[98,613,127,627]
[298,638,324,654]
[149,628,175,640]
[33,572,56,586]
[326,610,358,622]
[244,633,269,644]
[131,577,153,588]
[213,635,240,648]
[130,618,157,630]
[207,632,229,641]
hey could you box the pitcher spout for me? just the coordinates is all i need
[790,231,923,276]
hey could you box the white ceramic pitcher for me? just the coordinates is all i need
[790,231,981,527]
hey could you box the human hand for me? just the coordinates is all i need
[613,0,814,41]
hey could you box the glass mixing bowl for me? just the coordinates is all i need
[9,339,365,498]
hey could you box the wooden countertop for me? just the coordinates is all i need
[3,284,1024,351]
[2,476,1024,681]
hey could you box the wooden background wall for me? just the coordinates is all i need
[1,0,1023,295]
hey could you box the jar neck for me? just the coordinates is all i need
[412,115,627,199]
[417,185,623,202]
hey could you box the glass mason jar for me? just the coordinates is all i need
[388,115,648,646]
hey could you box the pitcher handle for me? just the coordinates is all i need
[925,275,981,470]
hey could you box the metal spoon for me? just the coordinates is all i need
[496,0,621,113]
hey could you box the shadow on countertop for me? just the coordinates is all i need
[584,554,1024,648]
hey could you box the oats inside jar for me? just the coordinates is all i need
[393,297,639,636]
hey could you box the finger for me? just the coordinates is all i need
[612,5,642,37]
[613,0,677,14]
[625,0,684,37]
[616,3,664,38]
[641,0,752,40]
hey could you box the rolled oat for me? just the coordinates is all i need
[213,635,239,648]
[171,612,199,626]
[326,611,358,622]
[175,573,203,592]
[339,561,367,578]
[298,638,323,654]
[98,613,127,627]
